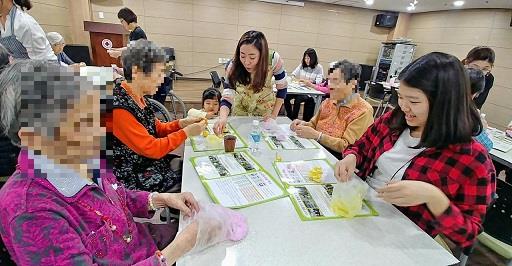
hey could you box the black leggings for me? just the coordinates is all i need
[284,95,316,122]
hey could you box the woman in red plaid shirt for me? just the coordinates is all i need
[335,52,496,249]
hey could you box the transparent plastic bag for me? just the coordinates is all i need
[330,178,369,218]
[262,118,287,141]
[184,202,248,255]
[205,134,223,149]
[187,108,207,119]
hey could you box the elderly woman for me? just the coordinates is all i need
[113,40,206,193]
[0,60,208,265]
[290,60,373,159]
[46,31,85,67]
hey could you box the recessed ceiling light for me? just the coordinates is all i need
[406,5,414,11]
[453,0,464,7]
[364,0,374,5]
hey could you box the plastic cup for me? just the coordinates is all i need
[224,135,237,152]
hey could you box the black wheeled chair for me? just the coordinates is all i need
[150,47,187,122]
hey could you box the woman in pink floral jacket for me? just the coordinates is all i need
[0,61,200,265]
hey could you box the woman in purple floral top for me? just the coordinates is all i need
[0,61,201,265]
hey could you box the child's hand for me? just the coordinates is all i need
[205,112,217,119]
[179,117,203,128]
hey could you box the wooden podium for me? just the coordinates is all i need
[84,21,128,66]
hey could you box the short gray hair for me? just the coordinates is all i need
[0,60,93,146]
[121,39,166,81]
[328,59,361,85]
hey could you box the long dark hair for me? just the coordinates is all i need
[302,48,318,68]
[13,0,32,10]
[390,52,482,148]
[228,31,269,93]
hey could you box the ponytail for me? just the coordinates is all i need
[14,0,32,11]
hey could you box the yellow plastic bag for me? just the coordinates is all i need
[330,178,368,218]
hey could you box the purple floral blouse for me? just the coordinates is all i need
[0,149,165,265]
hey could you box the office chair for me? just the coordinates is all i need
[359,64,374,92]
[476,179,512,265]
[364,81,398,118]
[63,45,92,66]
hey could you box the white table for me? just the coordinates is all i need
[488,129,512,169]
[178,117,458,266]
[286,82,325,114]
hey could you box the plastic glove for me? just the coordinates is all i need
[185,202,248,255]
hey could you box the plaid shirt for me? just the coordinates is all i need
[344,112,496,248]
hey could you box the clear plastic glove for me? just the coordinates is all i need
[262,118,278,131]
[330,177,368,218]
[187,108,208,119]
[184,202,248,255]
[183,120,207,137]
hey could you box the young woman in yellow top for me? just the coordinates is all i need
[214,31,288,134]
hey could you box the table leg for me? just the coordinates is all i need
[313,95,322,114]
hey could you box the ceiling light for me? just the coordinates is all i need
[364,0,374,5]
[406,0,417,11]
[453,1,464,7]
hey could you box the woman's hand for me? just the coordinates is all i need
[376,181,449,216]
[162,221,198,264]
[295,124,319,139]
[213,117,227,135]
[334,154,357,182]
[155,192,200,217]
[183,120,207,137]
[303,80,314,88]
[290,119,304,131]
[179,117,203,128]
[107,49,122,58]
[263,113,277,122]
